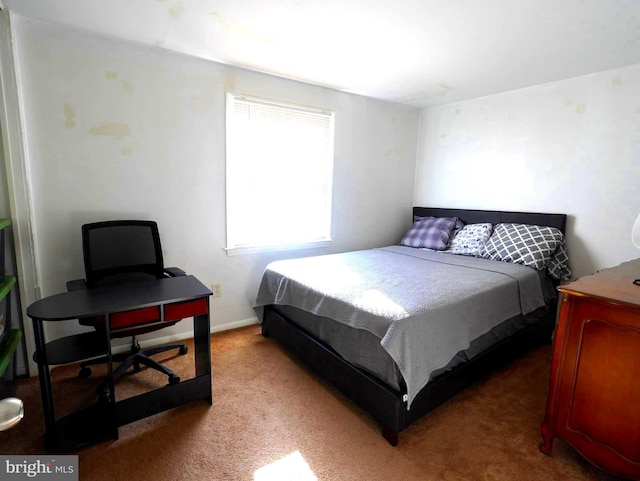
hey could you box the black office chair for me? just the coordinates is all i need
[68,220,189,398]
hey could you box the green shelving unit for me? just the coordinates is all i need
[0,325,20,377]
[0,219,19,384]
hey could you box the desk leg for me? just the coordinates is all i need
[32,318,57,447]
[103,313,119,437]
[193,307,212,405]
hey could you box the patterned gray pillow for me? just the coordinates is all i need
[446,223,493,256]
[546,241,572,280]
[482,223,564,270]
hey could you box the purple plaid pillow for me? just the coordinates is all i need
[400,216,458,250]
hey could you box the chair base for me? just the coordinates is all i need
[79,340,188,399]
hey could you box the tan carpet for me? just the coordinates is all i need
[0,325,625,480]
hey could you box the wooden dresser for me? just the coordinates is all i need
[540,259,640,480]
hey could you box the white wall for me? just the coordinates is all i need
[415,64,640,278]
[9,16,419,350]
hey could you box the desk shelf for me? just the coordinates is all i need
[32,332,108,366]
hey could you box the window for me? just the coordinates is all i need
[225,94,335,255]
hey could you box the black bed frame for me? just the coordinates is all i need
[261,207,567,445]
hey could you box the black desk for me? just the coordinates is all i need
[27,275,213,452]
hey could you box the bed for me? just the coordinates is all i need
[254,207,568,445]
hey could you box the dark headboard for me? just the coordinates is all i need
[413,207,567,234]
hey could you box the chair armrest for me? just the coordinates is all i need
[67,279,87,291]
[164,267,186,277]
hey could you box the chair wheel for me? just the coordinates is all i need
[79,366,92,378]
[168,374,180,385]
[98,390,113,403]
[179,346,188,355]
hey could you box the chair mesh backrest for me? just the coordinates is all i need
[82,220,164,288]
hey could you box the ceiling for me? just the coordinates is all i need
[2,0,640,107]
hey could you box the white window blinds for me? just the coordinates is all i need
[225,94,335,254]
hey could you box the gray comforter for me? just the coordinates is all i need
[254,245,546,408]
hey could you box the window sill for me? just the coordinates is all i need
[225,239,333,256]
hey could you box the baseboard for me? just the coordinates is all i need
[210,317,259,334]
[133,317,260,352]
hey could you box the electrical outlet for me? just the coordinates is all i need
[212,282,222,298]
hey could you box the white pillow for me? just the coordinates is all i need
[445,223,493,256]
